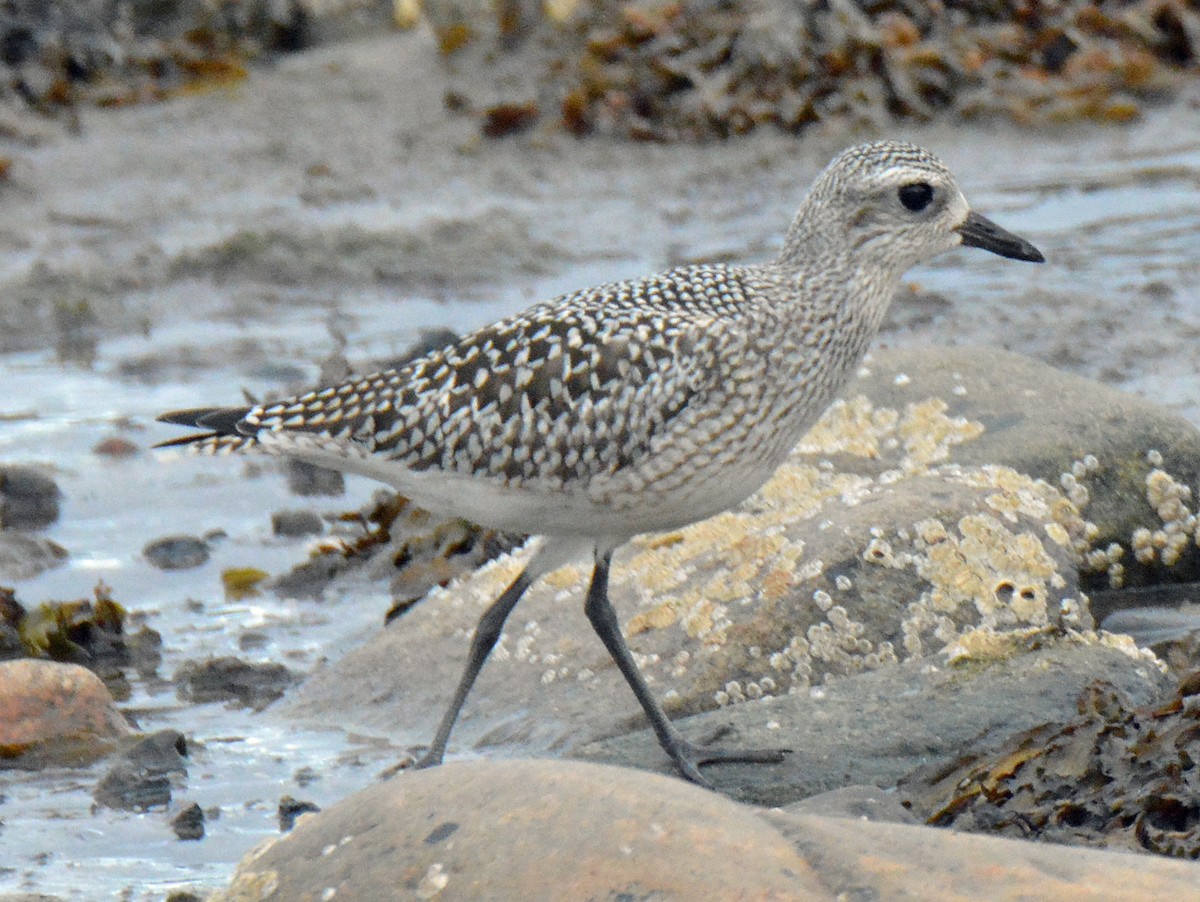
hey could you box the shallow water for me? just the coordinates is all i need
[0,33,1199,898]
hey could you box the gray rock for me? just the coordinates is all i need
[285,459,344,497]
[842,346,1200,589]
[0,621,23,660]
[174,656,296,708]
[93,730,188,811]
[270,508,324,537]
[0,531,67,580]
[576,638,1167,805]
[143,534,209,570]
[277,794,319,832]
[0,465,61,529]
[171,802,205,841]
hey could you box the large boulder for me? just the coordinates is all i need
[278,347,1192,800]
[213,758,1200,901]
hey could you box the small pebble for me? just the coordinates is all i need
[287,460,345,497]
[272,508,325,537]
[0,465,61,530]
[279,794,321,832]
[172,802,206,841]
[144,535,210,570]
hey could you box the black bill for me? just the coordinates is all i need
[957,211,1045,263]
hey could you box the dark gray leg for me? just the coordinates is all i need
[413,568,532,769]
[582,550,790,788]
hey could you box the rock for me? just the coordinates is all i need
[757,808,1200,900]
[0,532,67,580]
[0,621,22,660]
[270,508,324,538]
[285,459,344,497]
[93,730,188,811]
[0,465,61,530]
[578,637,1167,805]
[172,802,206,841]
[92,436,139,458]
[213,758,1200,901]
[278,348,1187,800]
[174,656,296,708]
[217,759,827,900]
[282,380,1095,757]
[845,346,1200,591]
[143,534,210,570]
[277,794,320,832]
[783,784,918,825]
[0,660,132,767]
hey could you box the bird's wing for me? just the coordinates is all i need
[157,272,748,489]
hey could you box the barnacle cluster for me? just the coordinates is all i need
[1063,448,1199,587]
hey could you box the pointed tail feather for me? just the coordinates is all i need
[157,406,251,432]
[155,406,256,453]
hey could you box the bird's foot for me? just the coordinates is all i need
[410,748,444,771]
[665,731,792,789]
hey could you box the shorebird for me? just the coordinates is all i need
[158,141,1044,787]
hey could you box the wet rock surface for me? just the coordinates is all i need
[174,656,296,708]
[143,534,211,571]
[93,730,189,812]
[269,508,324,538]
[0,659,132,767]
[215,758,1200,901]
[578,637,1167,805]
[171,802,206,841]
[0,533,67,581]
[277,794,320,832]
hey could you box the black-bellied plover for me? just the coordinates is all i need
[158,141,1044,787]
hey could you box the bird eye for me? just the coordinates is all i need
[898,182,934,212]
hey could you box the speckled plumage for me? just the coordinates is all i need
[158,141,1044,786]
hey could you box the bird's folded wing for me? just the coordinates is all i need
[159,301,729,489]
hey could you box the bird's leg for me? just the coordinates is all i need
[582,551,790,788]
[412,568,532,769]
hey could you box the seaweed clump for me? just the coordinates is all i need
[426,0,1200,139]
[902,672,1200,857]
